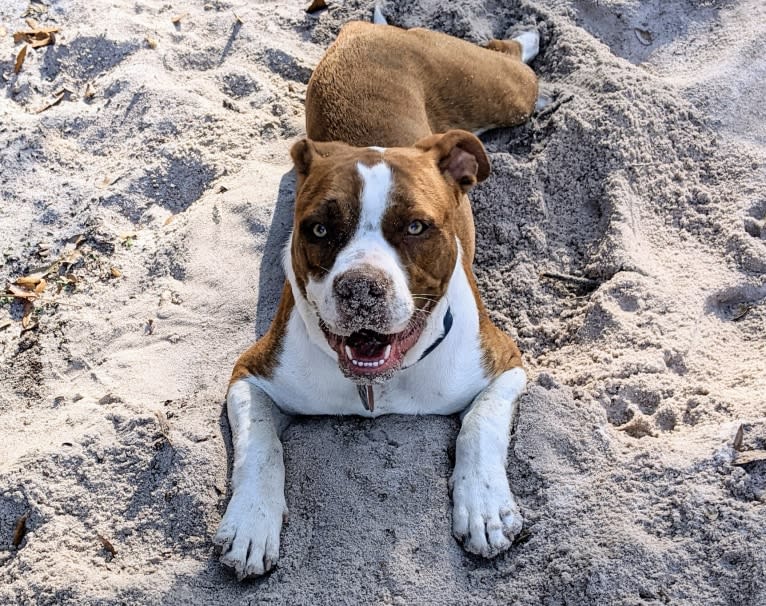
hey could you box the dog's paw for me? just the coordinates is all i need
[214,490,288,580]
[449,464,523,558]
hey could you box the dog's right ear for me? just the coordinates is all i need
[290,139,351,179]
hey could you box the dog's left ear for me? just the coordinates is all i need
[415,129,490,192]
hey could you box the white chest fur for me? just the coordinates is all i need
[253,254,489,417]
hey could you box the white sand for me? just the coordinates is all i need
[1,0,764,604]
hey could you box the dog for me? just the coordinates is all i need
[213,11,540,579]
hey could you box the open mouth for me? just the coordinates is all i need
[320,314,428,381]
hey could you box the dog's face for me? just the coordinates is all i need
[288,130,489,382]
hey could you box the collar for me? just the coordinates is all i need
[357,306,454,412]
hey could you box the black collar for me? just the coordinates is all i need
[357,306,453,412]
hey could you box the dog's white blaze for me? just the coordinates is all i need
[357,161,391,232]
[514,31,539,64]
[303,161,413,334]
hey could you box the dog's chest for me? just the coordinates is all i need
[259,304,489,418]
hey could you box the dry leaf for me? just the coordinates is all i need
[34,279,47,294]
[119,231,138,242]
[154,410,172,445]
[14,44,28,74]
[0,320,12,332]
[733,424,744,451]
[7,284,38,300]
[13,26,59,48]
[25,18,38,29]
[145,35,158,49]
[0,25,7,38]
[171,12,188,25]
[634,28,652,46]
[306,0,328,13]
[97,532,117,556]
[15,273,44,288]
[163,214,176,226]
[83,82,95,99]
[35,91,66,114]
[733,450,766,466]
[12,512,29,547]
[21,300,34,329]
[110,267,122,278]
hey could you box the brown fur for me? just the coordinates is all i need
[306,22,538,147]
[231,22,536,387]
[230,283,295,386]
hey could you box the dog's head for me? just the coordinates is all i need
[287,130,489,382]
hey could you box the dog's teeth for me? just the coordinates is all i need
[352,359,359,366]
[384,344,391,360]
[345,345,353,360]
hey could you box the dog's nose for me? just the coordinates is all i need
[332,267,391,327]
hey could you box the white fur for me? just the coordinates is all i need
[372,4,387,25]
[303,161,413,335]
[514,31,539,64]
[213,380,289,580]
[217,180,529,576]
[450,367,526,556]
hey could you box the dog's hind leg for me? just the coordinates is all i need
[450,367,526,557]
[214,378,291,579]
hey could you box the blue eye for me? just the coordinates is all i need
[312,223,328,238]
[407,220,426,236]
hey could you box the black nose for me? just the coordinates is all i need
[333,266,392,327]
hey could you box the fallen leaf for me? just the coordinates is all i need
[14,44,28,74]
[13,26,59,48]
[163,215,176,226]
[109,266,122,278]
[634,28,653,46]
[35,91,66,114]
[171,12,188,25]
[97,532,117,556]
[7,284,38,300]
[15,273,45,288]
[306,0,328,12]
[83,82,95,99]
[0,320,12,331]
[12,512,29,547]
[25,18,38,29]
[21,300,34,328]
[145,35,158,49]
[733,424,744,451]
[154,410,172,445]
[0,25,7,38]
[119,231,137,242]
[733,450,766,466]
[34,279,47,294]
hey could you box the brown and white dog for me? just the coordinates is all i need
[214,12,540,579]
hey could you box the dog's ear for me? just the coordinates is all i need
[290,139,353,179]
[414,129,490,192]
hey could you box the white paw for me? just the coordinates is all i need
[213,490,287,579]
[450,464,523,558]
[513,31,540,64]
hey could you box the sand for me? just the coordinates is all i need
[1,0,765,604]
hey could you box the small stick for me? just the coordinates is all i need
[541,271,599,288]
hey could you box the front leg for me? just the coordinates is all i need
[450,367,526,557]
[214,378,291,579]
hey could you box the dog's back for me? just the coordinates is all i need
[306,21,538,148]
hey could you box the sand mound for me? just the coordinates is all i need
[1,0,764,604]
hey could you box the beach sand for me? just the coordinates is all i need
[1,0,764,603]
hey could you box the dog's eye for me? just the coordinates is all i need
[312,223,328,238]
[406,220,427,236]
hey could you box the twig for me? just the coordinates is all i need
[541,271,599,289]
